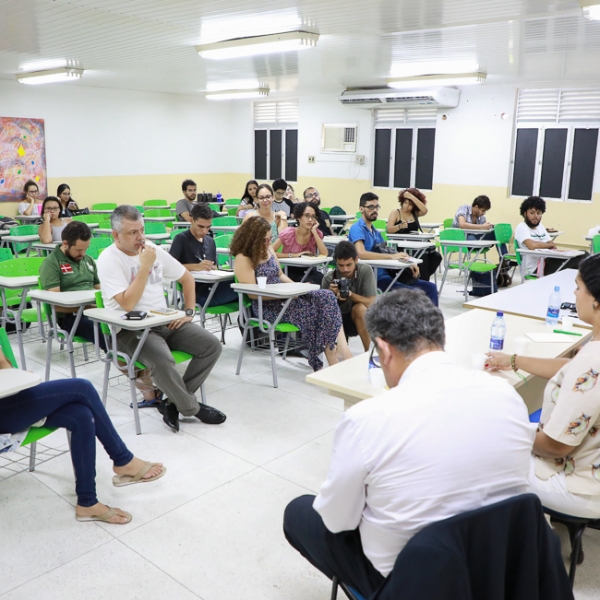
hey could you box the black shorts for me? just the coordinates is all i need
[341,310,358,338]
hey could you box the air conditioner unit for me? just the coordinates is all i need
[338,87,460,109]
[322,124,357,152]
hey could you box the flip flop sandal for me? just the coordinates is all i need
[130,390,164,409]
[76,506,132,524]
[112,461,166,487]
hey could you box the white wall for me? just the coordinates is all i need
[0,80,243,178]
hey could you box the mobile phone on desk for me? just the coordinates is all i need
[150,308,178,315]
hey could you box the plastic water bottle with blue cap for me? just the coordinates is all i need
[546,286,561,326]
[490,311,506,350]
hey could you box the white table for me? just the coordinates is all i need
[358,258,423,293]
[89,209,114,214]
[84,307,185,434]
[192,270,236,341]
[94,228,113,236]
[419,222,442,232]
[145,233,170,241]
[386,239,435,259]
[547,230,563,240]
[15,215,42,224]
[518,248,584,277]
[29,289,97,380]
[438,239,499,300]
[388,232,436,242]
[4,234,40,257]
[323,235,348,246]
[279,256,332,283]
[0,370,42,398]
[307,309,591,412]
[0,230,11,237]
[327,214,355,234]
[464,268,590,328]
[32,242,60,256]
[172,221,191,229]
[144,216,173,223]
[0,275,40,368]
[231,282,319,387]
[211,225,240,233]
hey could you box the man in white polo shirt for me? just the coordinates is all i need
[97,205,224,433]
[284,289,533,598]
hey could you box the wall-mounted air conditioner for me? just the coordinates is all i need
[338,87,460,109]
[322,124,357,152]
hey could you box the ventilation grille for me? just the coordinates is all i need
[253,100,298,125]
[516,88,600,123]
[374,107,438,124]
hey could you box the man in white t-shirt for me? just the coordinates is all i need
[515,196,586,276]
[283,289,533,598]
[97,205,224,433]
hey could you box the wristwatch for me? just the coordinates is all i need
[185,308,194,318]
[289,253,293,258]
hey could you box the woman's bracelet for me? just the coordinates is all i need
[511,354,518,372]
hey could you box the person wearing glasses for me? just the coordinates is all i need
[18,179,43,216]
[38,196,72,243]
[283,289,532,597]
[348,193,439,305]
[271,202,329,284]
[303,187,333,236]
[243,183,289,242]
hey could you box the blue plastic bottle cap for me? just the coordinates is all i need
[554,286,560,292]
[497,311,503,316]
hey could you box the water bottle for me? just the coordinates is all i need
[216,191,223,205]
[490,311,506,350]
[546,286,561,326]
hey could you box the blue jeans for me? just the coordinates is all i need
[0,379,132,506]
[377,272,439,306]
[57,313,108,352]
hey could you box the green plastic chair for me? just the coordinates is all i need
[321,207,331,214]
[225,198,241,205]
[144,208,173,229]
[212,216,238,227]
[234,276,300,388]
[144,222,168,244]
[373,219,387,232]
[494,223,517,276]
[143,199,168,207]
[514,239,539,283]
[89,237,112,251]
[133,206,145,215]
[0,257,47,368]
[443,218,454,229]
[593,234,600,255]
[227,207,238,216]
[8,225,38,256]
[170,201,178,210]
[169,228,185,240]
[91,203,116,211]
[0,327,57,472]
[0,248,14,262]
[71,214,100,225]
[438,229,468,295]
[214,234,234,269]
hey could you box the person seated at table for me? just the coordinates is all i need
[38,196,72,243]
[272,178,294,217]
[303,187,333,236]
[231,216,352,371]
[285,184,299,204]
[236,179,258,217]
[97,205,225,433]
[515,196,587,277]
[386,188,442,281]
[0,364,165,525]
[169,202,237,307]
[348,193,438,305]
[176,178,198,223]
[57,183,88,217]
[271,202,328,285]
[321,241,376,351]
[243,183,289,242]
[487,254,600,518]
[283,289,532,598]
[18,179,42,216]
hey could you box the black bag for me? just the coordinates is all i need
[0,216,18,230]
[469,269,498,297]
[497,261,512,287]
[374,243,418,286]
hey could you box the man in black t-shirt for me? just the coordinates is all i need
[169,203,237,307]
[303,187,333,236]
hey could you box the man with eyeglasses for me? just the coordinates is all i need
[348,193,438,305]
[303,187,333,236]
[272,178,294,217]
[284,289,532,598]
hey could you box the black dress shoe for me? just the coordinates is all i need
[195,404,226,425]
[157,400,179,432]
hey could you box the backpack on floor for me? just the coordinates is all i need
[469,269,498,297]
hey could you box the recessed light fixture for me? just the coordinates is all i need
[387,72,487,89]
[17,67,84,85]
[580,0,600,20]
[205,87,270,100]
[196,31,319,60]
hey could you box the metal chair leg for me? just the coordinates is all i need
[200,382,206,404]
[44,330,53,382]
[269,330,278,388]
[236,326,249,375]
[330,576,339,600]
[82,343,89,361]
[101,358,111,407]
[28,441,37,472]
[129,375,142,435]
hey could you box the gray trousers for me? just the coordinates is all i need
[117,322,222,417]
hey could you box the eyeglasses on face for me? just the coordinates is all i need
[45,207,61,212]
[258,194,273,201]
[305,192,319,199]
[302,213,316,220]
[369,345,381,368]
[365,204,380,211]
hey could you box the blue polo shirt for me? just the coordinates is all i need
[348,217,384,251]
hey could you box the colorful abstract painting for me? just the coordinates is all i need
[0,117,47,202]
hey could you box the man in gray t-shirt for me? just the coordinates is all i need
[176,178,198,222]
[321,241,376,351]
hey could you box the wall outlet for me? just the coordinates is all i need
[355,154,365,165]
[308,155,315,163]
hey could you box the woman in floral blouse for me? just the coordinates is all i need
[487,254,600,517]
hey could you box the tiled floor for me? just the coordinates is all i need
[1,275,599,599]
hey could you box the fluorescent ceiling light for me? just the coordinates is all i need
[389,60,480,79]
[205,87,270,100]
[196,31,318,60]
[580,0,600,20]
[17,67,84,85]
[387,72,486,89]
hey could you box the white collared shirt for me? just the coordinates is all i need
[313,351,533,576]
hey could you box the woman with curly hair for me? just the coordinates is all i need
[231,217,351,371]
[385,188,441,281]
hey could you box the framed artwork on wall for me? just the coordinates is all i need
[0,116,47,202]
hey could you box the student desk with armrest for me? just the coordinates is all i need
[358,258,423,294]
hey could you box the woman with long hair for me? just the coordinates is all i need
[57,183,88,217]
[236,180,259,217]
[17,180,42,216]
[487,255,600,518]
[38,196,72,243]
[386,188,441,281]
[242,183,289,242]
[232,217,351,371]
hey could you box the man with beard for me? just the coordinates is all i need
[303,187,333,236]
[176,179,199,223]
[39,221,104,347]
[515,196,587,276]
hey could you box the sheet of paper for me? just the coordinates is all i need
[525,332,580,343]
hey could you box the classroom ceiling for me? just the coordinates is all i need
[1,0,599,97]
